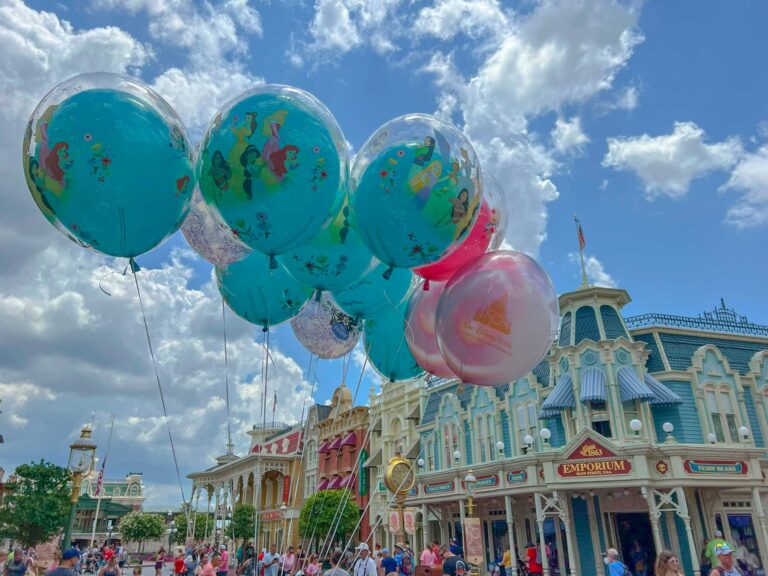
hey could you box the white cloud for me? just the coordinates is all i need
[603,121,743,199]
[309,0,363,54]
[612,85,639,110]
[721,145,768,229]
[568,253,617,288]
[414,0,509,41]
[551,116,589,154]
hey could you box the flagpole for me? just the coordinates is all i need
[89,414,115,548]
[574,216,589,288]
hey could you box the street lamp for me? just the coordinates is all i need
[496,441,505,456]
[629,419,643,437]
[539,428,552,447]
[739,426,751,441]
[523,434,534,453]
[464,470,477,516]
[453,450,461,464]
[707,432,718,444]
[63,425,97,550]
[167,511,177,551]
[662,422,675,442]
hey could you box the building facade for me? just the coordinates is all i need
[316,384,371,542]
[188,422,306,550]
[72,472,146,546]
[404,285,768,576]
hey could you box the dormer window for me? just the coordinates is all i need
[590,401,612,438]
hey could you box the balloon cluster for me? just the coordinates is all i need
[23,73,558,387]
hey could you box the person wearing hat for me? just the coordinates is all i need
[353,544,376,576]
[603,548,629,576]
[707,532,729,567]
[47,549,79,576]
[711,544,742,576]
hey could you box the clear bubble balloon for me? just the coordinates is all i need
[435,250,559,386]
[412,171,508,285]
[330,262,413,321]
[404,280,457,378]
[182,189,251,268]
[217,251,313,329]
[23,73,195,257]
[364,300,426,382]
[197,85,347,263]
[350,113,483,271]
[290,293,361,359]
[281,197,377,293]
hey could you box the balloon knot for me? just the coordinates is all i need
[382,266,393,280]
[423,279,430,291]
[314,290,323,302]
[129,258,141,273]
[262,326,269,333]
[269,255,278,270]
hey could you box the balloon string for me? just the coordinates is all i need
[129,258,187,506]
[222,296,232,450]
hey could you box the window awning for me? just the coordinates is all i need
[340,474,355,489]
[318,441,330,454]
[580,368,607,403]
[328,476,343,489]
[644,373,683,406]
[617,367,656,402]
[363,447,382,469]
[341,432,357,447]
[539,373,575,419]
[328,436,342,450]
[405,438,420,459]
[317,478,329,491]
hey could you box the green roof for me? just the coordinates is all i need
[77,495,133,514]
[657,332,767,374]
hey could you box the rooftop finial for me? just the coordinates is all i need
[721,297,726,309]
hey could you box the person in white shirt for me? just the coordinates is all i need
[353,545,377,576]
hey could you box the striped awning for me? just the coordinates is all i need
[340,432,357,447]
[580,368,607,403]
[317,478,329,491]
[318,440,330,454]
[644,373,683,406]
[328,436,342,450]
[539,373,575,418]
[339,474,355,489]
[328,476,343,489]
[617,367,656,402]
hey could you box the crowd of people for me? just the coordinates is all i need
[1,529,761,576]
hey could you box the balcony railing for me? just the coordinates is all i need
[625,302,768,338]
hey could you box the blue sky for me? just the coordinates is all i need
[1,0,766,505]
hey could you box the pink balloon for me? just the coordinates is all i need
[413,177,507,284]
[436,250,559,386]
[405,281,458,378]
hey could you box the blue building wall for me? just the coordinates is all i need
[651,381,703,443]
[674,515,694,576]
[500,410,512,457]
[572,498,597,576]
[743,387,765,448]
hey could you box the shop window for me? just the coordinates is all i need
[591,401,612,438]
[516,404,537,451]
[427,437,435,471]
[443,423,460,468]
[623,401,640,435]
[476,415,496,462]
[307,441,316,465]
[705,385,741,443]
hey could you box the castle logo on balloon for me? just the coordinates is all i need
[23,74,559,388]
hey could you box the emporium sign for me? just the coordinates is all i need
[556,438,632,478]
[684,460,748,475]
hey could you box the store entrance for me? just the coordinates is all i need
[615,513,656,576]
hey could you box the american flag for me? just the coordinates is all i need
[94,457,106,496]
[575,218,586,251]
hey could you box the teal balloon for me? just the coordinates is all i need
[197,85,347,258]
[281,197,376,292]
[350,113,483,269]
[330,262,412,321]
[23,73,195,257]
[217,251,313,329]
[364,301,425,382]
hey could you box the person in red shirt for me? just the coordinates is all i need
[175,551,187,576]
[526,543,542,576]
[104,546,115,563]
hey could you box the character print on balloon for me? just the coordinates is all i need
[169,125,191,161]
[88,141,112,183]
[176,175,191,197]
[209,150,233,194]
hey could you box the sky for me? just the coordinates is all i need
[0,0,766,507]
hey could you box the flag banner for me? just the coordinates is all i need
[388,510,401,534]
[464,517,484,565]
[403,508,417,535]
[576,218,586,250]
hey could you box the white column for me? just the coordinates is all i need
[752,487,768,562]
[440,505,448,545]
[534,495,550,576]
[504,497,518,576]
[422,505,430,551]
[642,487,664,554]
[676,488,701,576]
[560,507,576,576]
[459,499,466,527]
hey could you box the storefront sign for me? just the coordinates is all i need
[464,517,484,565]
[461,474,498,490]
[507,470,528,485]
[360,449,369,496]
[557,459,632,478]
[556,436,631,478]
[684,460,748,475]
[425,481,454,494]
[260,510,283,521]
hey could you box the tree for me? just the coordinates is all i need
[298,489,360,545]
[120,511,166,553]
[0,460,71,547]
[231,505,256,541]
[172,512,214,544]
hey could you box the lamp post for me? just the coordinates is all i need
[629,419,643,438]
[662,422,675,442]
[63,425,97,550]
[464,470,477,516]
[167,511,177,551]
[280,502,288,550]
[539,428,551,447]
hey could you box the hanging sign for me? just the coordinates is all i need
[388,510,401,534]
[464,517,484,565]
[684,460,748,475]
[404,508,417,535]
[425,480,454,494]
